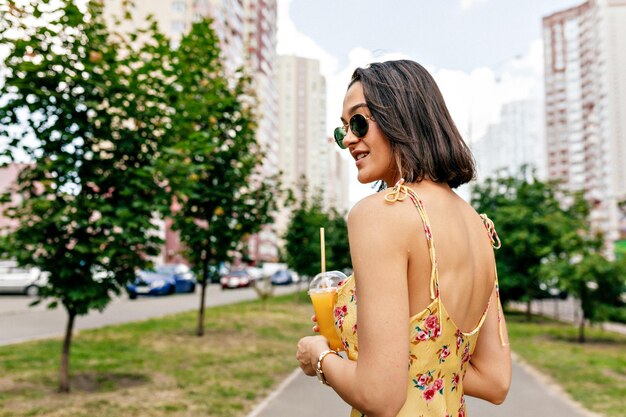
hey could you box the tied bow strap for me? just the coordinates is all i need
[384,178,409,203]
[480,214,501,249]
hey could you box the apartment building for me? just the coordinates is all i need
[103,0,280,263]
[543,0,626,247]
[472,99,545,182]
[276,55,349,230]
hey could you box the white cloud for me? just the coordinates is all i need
[434,38,544,143]
[276,0,545,207]
[459,0,489,10]
[276,0,338,75]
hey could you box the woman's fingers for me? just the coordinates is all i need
[311,314,319,333]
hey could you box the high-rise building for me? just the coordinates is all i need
[241,0,280,263]
[103,0,246,75]
[472,99,545,182]
[276,55,349,218]
[103,0,281,263]
[543,0,626,247]
[243,0,279,174]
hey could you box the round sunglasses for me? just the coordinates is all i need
[333,113,375,149]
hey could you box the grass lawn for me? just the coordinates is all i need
[0,292,313,417]
[506,311,626,417]
[1,295,624,417]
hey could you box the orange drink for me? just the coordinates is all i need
[309,270,347,352]
[309,288,343,351]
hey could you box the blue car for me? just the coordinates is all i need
[270,269,294,286]
[154,263,197,293]
[127,264,196,299]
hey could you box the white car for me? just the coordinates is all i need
[0,260,48,296]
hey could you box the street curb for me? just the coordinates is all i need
[245,368,302,417]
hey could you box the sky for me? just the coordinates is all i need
[275,0,582,205]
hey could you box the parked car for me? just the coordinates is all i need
[246,267,263,281]
[127,264,197,299]
[0,260,48,296]
[270,269,294,286]
[220,269,253,289]
[127,272,176,299]
[154,263,196,294]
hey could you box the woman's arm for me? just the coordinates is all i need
[296,195,411,417]
[463,285,512,404]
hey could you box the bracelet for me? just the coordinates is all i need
[316,349,340,386]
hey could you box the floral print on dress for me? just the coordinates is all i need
[458,395,467,417]
[437,344,451,363]
[455,329,464,353]
[413,370,434,389]
[336,186,503,417]
[412,313,442,343]
[461,342,471,365]
[350,286,357,303]
[450,372,460,392]
[413,370,445,402]
[334,304,348,331]
[338,271,487,417]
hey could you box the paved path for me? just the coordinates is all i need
[249,359,598,417]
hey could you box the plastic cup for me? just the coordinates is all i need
[309,270,347,351]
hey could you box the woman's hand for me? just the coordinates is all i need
[311,314,319,333]
[296,335,329,376]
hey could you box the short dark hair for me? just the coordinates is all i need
[350,60,475,189]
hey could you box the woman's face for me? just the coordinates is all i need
[340,82,395,185]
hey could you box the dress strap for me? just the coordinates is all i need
[479,214,501,249]
[385,179,439,300]
[479,213,507,347]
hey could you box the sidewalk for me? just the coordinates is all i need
[248,359,599,417]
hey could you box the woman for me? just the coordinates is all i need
[296,60,511,417]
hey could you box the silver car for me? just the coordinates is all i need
[0,260,48,296]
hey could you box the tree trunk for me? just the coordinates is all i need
[578,316,586,343]
[553,298,559,321]
[525,298,532,322]
[196,256,209,337]
[578,283,586,343]
[59,309,76,393]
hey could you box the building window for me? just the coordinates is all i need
[171,20,186,34]
[171,1,186,13]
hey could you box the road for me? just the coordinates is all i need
[0,282,304,346]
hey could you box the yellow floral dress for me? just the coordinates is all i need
[334,180,504,417]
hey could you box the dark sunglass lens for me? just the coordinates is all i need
[333,127,347,149]
[350,114,369,137]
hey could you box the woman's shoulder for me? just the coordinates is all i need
[349,188,406,218]
[347,188,422,240]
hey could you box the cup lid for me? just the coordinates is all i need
[309,270,348,291]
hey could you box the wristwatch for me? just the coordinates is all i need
[316,349,339,386]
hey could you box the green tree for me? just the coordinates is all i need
[325,208,351,272]
[471,166,589,320]
[0,1,172,391]
[166,18,280,336]
[543,253,626,342]
[538,196,625,343]
[283,185,349,278]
